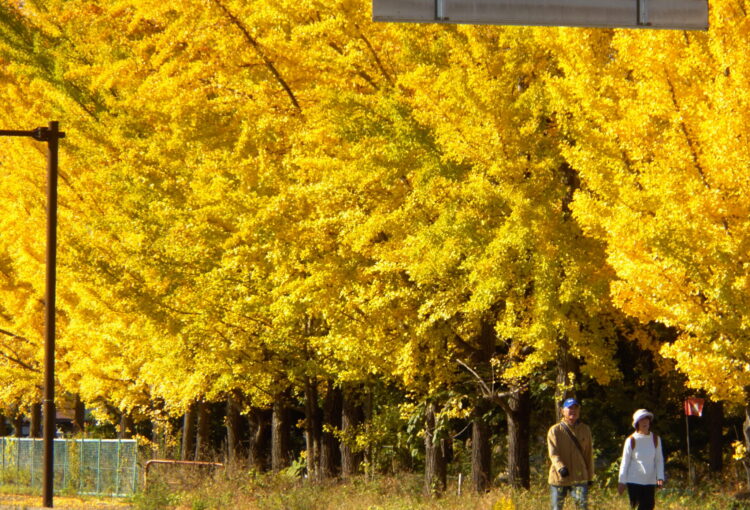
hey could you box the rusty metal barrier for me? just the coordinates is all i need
[144,459,225,489]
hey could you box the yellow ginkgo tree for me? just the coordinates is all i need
[546,0,750,412]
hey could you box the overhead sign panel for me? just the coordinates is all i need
[372,0,708,30]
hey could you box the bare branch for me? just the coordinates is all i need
[457,358,516,414]
[357,30,394,87]
[210,0,301,112]
[0,328,31,343]
[0,347,39,372]
[457,358,492,396]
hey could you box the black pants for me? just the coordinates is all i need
[627,483,656,510]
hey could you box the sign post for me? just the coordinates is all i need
[684,397,704,489]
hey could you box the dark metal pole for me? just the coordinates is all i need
[42,121,60,508]
[0,122,65,508]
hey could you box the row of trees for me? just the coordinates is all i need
[0,0,749,493]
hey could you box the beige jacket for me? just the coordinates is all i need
[547,421,594,486]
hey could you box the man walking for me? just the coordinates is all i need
[547,398,594,509]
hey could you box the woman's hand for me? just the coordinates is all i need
[618,483,626,495]
[657,479,664,489]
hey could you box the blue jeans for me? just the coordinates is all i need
[550,484,589,510]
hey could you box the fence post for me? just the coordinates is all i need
[31,440,36,488]
[96,439,102,494]
[132,442,138,494]
[78,439,84,493]
[116,439,121,496]
[61,440,67,490]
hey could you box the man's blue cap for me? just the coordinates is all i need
[562,398,580,408]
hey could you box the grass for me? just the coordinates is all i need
[1,468,747,509]
[129,469,750,510]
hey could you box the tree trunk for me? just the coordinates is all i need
[555,339,579,422]
[364,389,375,477]
[0,414,7,436]
[743,389,750,486]
[73,395,85,434]
[182,403,196,461]
[424,401,447,497]
[708,400,723,473]
[341,386,364,477]
[507,386,531,489]
[30,403,42,438]
[304,378,322,482]
[744,390,750,444]
[119,412,134,439]
[248,407,271,472]
[470,318,495,492]
[225,395,242,464]
[195,401,211,461]
[471,398,493,493]
[272,390,292,472]
[321,381,342,479]
[142,419,155,442]
[13,414,22,438]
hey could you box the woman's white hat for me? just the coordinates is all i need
[632,409,654,429]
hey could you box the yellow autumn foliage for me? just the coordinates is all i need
[0,0,748,425]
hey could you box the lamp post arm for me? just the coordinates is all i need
[0,129,37,137]
[0,128,66,140]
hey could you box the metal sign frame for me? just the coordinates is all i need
[373,0,708,30]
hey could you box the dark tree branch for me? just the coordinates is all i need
[210,0,301,111]
[456,358,514,414]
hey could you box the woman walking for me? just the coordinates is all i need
[618,409,665,510]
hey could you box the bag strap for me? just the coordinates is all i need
[560,421,587,462]
[629,433,659,450]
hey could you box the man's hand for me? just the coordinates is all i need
[657,479,664,489]
[558,466,569,477]
[617,483,626,495]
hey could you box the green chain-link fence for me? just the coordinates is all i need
[0,438,138,496]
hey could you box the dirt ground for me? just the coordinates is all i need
[0,494,133,509]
